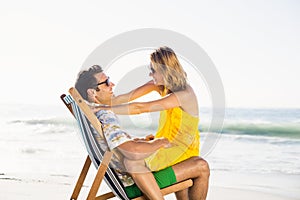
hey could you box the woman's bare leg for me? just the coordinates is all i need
[124,159,164,200]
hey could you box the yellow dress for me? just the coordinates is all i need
[145,107,200,171]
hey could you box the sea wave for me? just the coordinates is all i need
[7,118,77,135]
[9,118,76,126]
[200,122,300,139]
[7,114,300,140]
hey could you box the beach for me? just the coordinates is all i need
[1,164,299,200]
[0,104,300,199]
[2,1,300,199]
[1,165,299,200]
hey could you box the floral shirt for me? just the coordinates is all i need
[92,110,134,187]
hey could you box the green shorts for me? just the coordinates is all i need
[124,166,177,198]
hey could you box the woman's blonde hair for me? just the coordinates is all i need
[150,46,187,94]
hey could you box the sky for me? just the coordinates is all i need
[0,0,299,108]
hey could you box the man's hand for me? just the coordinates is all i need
[155,137,171,148]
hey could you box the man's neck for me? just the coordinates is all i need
[95,98,112,106]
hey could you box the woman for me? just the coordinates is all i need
[98,46,200,171]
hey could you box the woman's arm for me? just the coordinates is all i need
[110,80,159,105]
[93,86,197,116]
[110,92,181,115]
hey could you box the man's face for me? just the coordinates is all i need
[94,72,115,103]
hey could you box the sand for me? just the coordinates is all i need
[1,170,298,200]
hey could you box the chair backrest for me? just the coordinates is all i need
[63,94,130,200]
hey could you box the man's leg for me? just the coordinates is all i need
[124,159,164,200]
[175,188,188,200]
[172,157,210,200]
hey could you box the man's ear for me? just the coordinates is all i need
[87,88,96,101]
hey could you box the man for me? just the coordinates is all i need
[75,65,210,200]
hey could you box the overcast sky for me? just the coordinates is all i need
[1,0,299,108]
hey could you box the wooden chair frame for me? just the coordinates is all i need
[61,87,193,200]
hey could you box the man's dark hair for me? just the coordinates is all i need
[75,65,103,100]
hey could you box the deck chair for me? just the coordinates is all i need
[61,87,193,200]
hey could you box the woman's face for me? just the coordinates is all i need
[149,63,164,85]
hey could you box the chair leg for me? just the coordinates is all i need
[95,192,115,200]
[87,151,113,200]
[71,156,92,200]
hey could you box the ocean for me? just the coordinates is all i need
[0,103,299,198]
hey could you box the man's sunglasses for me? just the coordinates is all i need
[97,77,110,87]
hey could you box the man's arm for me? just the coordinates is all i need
[117,138,170,160]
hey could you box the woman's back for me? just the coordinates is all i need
[175,84,199,117]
